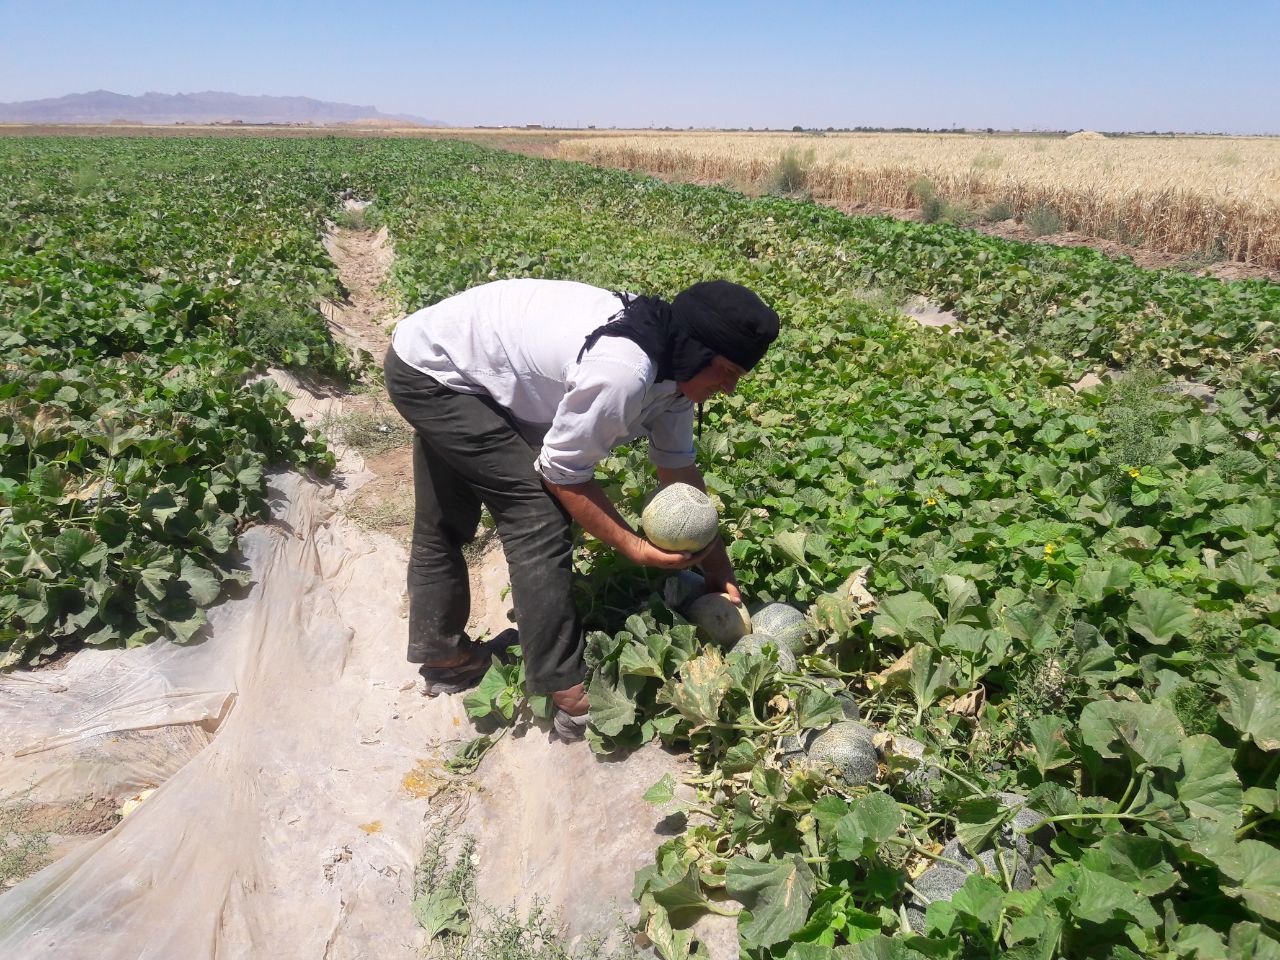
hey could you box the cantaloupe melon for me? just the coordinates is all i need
[804,721,879,786]
[641,483,718,552]
[730,632,798,672]
[905,793,1049,932]
[686,592,751,647]
[816,677,861,719]
[662,570,706,614]
[751,602,810,653]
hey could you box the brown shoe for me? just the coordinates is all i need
[419,630,517,697]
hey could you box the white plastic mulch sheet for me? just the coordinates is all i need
[0,469,679,960]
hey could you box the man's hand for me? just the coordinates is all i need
[624,539,711,571]
[704,578,743,605]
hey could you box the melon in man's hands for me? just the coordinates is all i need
[641,482,718,552]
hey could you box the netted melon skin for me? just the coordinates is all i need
[751,603,810,653]
[731,632,799,672]
[904,792,1050,932]
[804,721,879,786]
[939,839,1036,886]
[662,570,706,614]
[905,865,973,933]
[815,677,861,719]
[641,483,718,552]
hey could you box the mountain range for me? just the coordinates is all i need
[0,90,444,126]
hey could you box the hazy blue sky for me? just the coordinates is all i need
[2,0,1277,133]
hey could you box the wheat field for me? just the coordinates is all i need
[552,132,1280,269]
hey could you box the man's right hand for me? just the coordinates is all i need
[624,538,710,570]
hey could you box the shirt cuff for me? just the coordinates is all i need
[534,450,597,485]
[648,445,697,469]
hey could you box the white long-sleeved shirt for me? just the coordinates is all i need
[390,279,696,485]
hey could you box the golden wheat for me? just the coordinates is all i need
[553,132,1280,268]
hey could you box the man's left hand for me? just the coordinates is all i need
[702,576,743,606]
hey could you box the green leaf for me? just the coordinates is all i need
[1080,834,1178,897]
[811,794,852,841]
[1077,560,1138,604]
[1227,921,1280,960]
[794,685,844,730]
[1219,670,1280,751]
[650,862,714,927]
[138,558,175,599]
[937,575,981,622]
[1024,715,1074,776]
[1177,734,1242,827]
[872,592,942,641]
[1079,700,1183,771]
[723,738,761,774]
[179,556,222,605]
[726,855,815,948]
[1070,866,1160,928]
[773,530,811,569]
[461,664,509,720]
[1126,588,1193,645]
[620,640,666,679]
[587,668,639,736]
[906,647,954,716]
[1220,840,1280,922]
[954,796,1005,855]
[834,793,902,860]
[54,529,107,567]
[1172,925,1227,958]
[950,873,1004,928]
[1243,787,1279,814]
[411,889,470,939]
[644,773,677,807]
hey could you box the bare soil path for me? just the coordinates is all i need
[318,205,510,639]
[321,209,399,360]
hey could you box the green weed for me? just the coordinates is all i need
[320,409,411,457]
[767,147,814,197]
[908,177,937,205]
[415,826,636,960]
[983,200,1014,221]
[1024,204,1064,236]
[1094,369,1178,469]
[1,795,52,892]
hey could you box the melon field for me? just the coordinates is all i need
[3,135,1280,959]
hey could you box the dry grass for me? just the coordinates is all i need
[555,132,1280,268]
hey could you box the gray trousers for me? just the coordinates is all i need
[383,345,585,694]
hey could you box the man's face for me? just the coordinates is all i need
[677,355,747,403]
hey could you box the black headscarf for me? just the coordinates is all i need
[577,280,780,382]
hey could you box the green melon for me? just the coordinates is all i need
[804,721,879,786]
[686,592,751,647]
[662,570,706,614]
[905,795,1048,932]
[816,677,861,719]
[641,483,718,552]
[730,632,798,672]
[751,603,810,653]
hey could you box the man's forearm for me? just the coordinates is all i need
[543,477,645,556]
